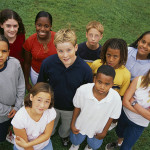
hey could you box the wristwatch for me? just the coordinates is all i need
[131,100,138,106]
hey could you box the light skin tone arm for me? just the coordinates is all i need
[122,77,139,114]
[24,49,32,92]
[131,100,150,120]
[13,127,33,150]
[14,120,54,149]
[8,108,16,118]
[70,107,81,134]
[95,118,113,140]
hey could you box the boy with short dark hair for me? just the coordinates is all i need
[77,21,104,67]
[69,65,122,150]
[37,28,93,146]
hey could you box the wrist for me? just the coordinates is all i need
[131,100,138,107]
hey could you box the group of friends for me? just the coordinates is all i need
[0,8,150,150]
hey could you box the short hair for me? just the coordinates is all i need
[0,9,25,34]
[24,82,54,109]
[54,28,77,47]
[100,38,128,67]
[35,11,52,26]
[96,65,116,79]
[130,31,150,59]
[86,21,104,34]
[0,34,10,49]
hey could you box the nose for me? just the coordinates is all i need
[100,83,105,90]
[109,56,114,62]
[40,102,45,108]
[10,26,14,31]
[63,51,68,57]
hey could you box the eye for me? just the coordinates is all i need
[67,49,71,52]
[2,50,8,53]
[6,25,11,28]
[14,25,18,28]
[46,101,50,104]
[141,39,146,44]
[98,80,102,84]
[58,50,63,53]
[37,99,41,102]
[106,83,110,86]
[44,25,50,28]
[106,54,111,57]
[37,24,41,27]
[114,55,118,59]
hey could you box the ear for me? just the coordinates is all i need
[86,32,88,38]
[99,33,103,40]
[74,44,78,52]
[30,94,33,101]
[0,24,4,28]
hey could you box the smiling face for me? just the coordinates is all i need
[56,42,78,68]
[93,73,113,97]
[86,28,103,49]
[0,41,9,69]
[35,17,51,40]
[137,34,150,59]
[106,47,121,69]
[30,92,51,115]
[1,19,19,39]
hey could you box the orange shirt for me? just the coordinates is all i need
[23,31,57,73]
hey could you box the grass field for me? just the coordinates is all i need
[0,0,150,150]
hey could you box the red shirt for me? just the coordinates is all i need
[23,31,57,73]
[9,33,25,66]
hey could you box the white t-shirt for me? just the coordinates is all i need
[73,83,122,138]
[11,106,56,150]
[123,76,150,127]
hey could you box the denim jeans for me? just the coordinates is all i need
[70,131,103,150]
[116,110,145,150]
[13,139,53,150]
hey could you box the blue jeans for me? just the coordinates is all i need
[116,110,145,150]
[13,139,53,150]
[70,131,103,150]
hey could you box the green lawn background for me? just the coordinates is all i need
[0,0,150,150]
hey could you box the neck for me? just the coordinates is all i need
[4,33,16,44]
[136,52,148,60]
[86,42,99,50]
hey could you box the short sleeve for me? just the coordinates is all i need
[46,107,56,123]
[73,88,83,108]
[11,107,26,129]
[110,92,122,119]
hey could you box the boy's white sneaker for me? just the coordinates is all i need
[84,144,92,150]
[69,144,80,150]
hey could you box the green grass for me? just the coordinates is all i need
[0,0,150,149]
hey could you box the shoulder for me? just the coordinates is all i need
[118,66,131,78]
[44,107,56,121]
[26,33,37,41]
[78,42,86,47]
[50,31,56,38]
[43,54,58,64]
[13,107,26,120]
[77,83,94,93]
[109,88,121,101]
[77,56,91,69]
[8,57,21,67]
[128,47,137,54]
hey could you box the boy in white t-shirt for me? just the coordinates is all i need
[69,65,122,150]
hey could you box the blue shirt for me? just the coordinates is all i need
[76,42,102,64]
[38,54,93,111]
[126,47,150,81]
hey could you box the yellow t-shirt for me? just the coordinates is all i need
[91,59,131,96]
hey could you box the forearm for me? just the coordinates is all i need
[102,118,113,134]
[123,100,138,114]
[134,104,150,120]
[71,107,81,127]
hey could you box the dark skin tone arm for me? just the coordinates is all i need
[70,107,81,134]
[24,49,32,92]
[94,118,113,140]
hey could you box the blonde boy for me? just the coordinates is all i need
[77,21,104,66]
[38,29,93,146]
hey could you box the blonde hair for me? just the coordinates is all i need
[141,69,150,89]
[86,21,104,34]
[54,28,77,47]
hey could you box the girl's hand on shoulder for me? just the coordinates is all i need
[8,108,16,118]
[71,124,80,134]
[94,132,106,140]
[15,136,29,148]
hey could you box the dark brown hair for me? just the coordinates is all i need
[0,9,25,34]
[100,38,128,67]
[24,82,54,109]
